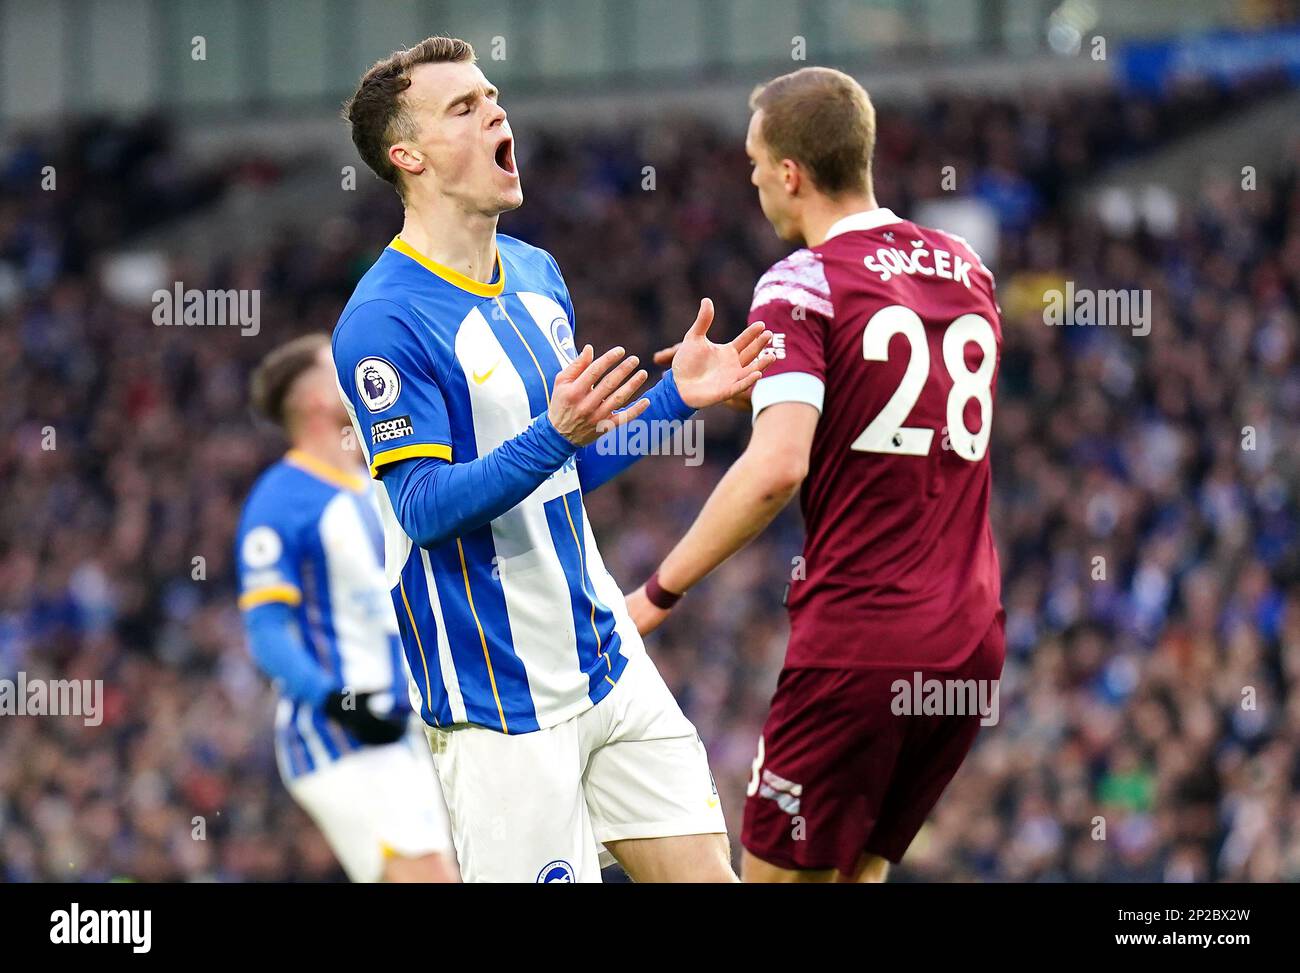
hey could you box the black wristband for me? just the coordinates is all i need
[645,570,684,610]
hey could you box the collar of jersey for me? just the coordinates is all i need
[285,449,367,494]
[388,235,505,298]
[822,208,902,242]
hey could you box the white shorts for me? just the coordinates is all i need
[426,650,726,882]
[286,725,454,882]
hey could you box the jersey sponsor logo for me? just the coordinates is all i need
[355,357,401,412]
[372,415,414,444]
[243,568,287,591]
[537,860,575,883]
[241,526,282,568]
[545,453,578,483]
[768,332,786,359]
[548,316,578,363]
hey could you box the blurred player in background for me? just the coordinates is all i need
[236,334,457,883]
[332,37,772,882]
[629,67,1006,882]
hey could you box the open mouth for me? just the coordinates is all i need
[493,137,516,176]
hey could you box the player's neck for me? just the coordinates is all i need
[289,427,366,486]
[799,192,879,247]
[399,200,500,285]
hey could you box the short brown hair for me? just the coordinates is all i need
[250,333,330,430]
[343,36,477,197]
[749,67,875,198]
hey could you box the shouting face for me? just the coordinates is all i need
[391,59,521,216]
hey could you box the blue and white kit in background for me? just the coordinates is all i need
[236,451,452,882]
[332,234,726,882]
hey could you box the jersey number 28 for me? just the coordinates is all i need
[850,304,996,462]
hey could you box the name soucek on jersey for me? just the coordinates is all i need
[748,208,1003,670]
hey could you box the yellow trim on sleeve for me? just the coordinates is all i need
[238,584,303,611]
[389,236,505,298]
[369,442,453,478]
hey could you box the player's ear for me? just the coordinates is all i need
[389,142,426,180]
[780,158,800,197]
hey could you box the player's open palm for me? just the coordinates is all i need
[668,299,775,409]
[549,343,650,446]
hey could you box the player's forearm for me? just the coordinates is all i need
[244,602,340,706]
[575,371,696,493]
[657,451,799,594]
[383,413,576,549]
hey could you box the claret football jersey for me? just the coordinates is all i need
[749,208,1003,670]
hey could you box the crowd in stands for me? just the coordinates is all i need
[1,77,1297,881]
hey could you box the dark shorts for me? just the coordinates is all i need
[741,610,1006,875]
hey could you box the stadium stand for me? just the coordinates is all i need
[1,79,1298,881]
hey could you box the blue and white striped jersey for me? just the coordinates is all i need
[236,451,409,779]
[332,234,645,734]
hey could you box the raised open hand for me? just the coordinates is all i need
[667,299,775,409]
[548,344,649,445]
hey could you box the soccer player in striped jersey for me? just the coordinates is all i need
[236,334,456,883]
[335,37,773,882]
